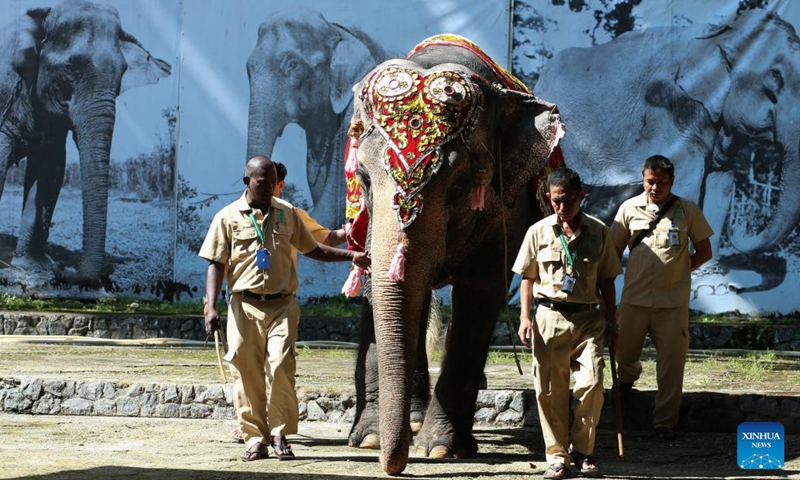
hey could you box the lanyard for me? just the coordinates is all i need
[248,208,272,246]
[557,228,576,268]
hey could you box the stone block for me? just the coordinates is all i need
[116,396,140,417]
[158,404,181,418]
[94,398,117,416]
[32,394,61,415]
[61,398,94,415]
[76,381,103,401]
[495,409,523,424]
[161,385,180,404]
[22,378,43,400]
[188,404,213,419]
[4,392,32,413]
[474,407,498,423]
[755,397,780,417]
[306,400,328,421]
[494,391,513,411]
[43,379,67,397]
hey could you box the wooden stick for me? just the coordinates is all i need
[608,344,624,456]
[214,330,228,384]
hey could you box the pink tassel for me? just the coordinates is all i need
[344,138,360,174]
[471,184,485,210]
[341,265,364,297]
[387,244,406,282]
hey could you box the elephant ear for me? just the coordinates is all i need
[675,23,734,123]
[496,87,565,203]
[11,8,50,88]
[119,29,172,95]
[329,26,374,115]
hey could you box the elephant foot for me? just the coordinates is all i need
[350,432,380,449]
[410,410,424,434]
[348,410,381,449]
[413,431,478,459]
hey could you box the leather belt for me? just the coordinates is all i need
[237,291,292,301]
[537,299,597,313]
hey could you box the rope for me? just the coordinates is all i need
[477,136,524,376]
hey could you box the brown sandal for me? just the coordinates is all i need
[270,436,295,460]
[241,442,268,461]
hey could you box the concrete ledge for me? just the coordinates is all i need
[3,311,799,350]
[2,375,797,433]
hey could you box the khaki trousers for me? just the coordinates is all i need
[533,306,605,467]
[615,303,689,429]
[225,294,299,448]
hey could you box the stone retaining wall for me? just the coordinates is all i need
[2,312,799,350]
[2,376,797,433]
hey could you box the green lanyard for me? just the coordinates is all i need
[557,228,576,268]
[248,208,272,246]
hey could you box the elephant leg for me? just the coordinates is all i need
[413,274,502,459]
[14,140,66,263]
[410,290,432,432]
[349,290,382,449]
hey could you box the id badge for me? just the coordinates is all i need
[561,273,576,294]
[668,229,681,248]
[256,248,270,269]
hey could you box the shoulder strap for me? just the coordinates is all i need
[629,195,680,251]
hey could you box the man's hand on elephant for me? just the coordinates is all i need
[352,251,371,271]
[518,317,533,349]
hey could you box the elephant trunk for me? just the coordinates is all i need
[246,90,284,159]
[70,90,117,280]
[730,141,800,252]
[370,197,443,474]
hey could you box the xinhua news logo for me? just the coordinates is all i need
[738,422,784,470]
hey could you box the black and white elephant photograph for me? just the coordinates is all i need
[513,1,800,312]
[0,0,175,296]
[344,35,563,474]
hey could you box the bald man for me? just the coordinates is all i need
[200,156,369,461]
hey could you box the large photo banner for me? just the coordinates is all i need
[174,0,514,299]
[513,0,800,314]
[0,0,180,298]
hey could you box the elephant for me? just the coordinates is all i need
[535,9,800,263]
[345,35,564,475]
[245,7,388,229]
[0,0,171,281]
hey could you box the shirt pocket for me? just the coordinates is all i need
[538,249,563,281]
[629,220,651,244]
[232,227,259,263]
[271,223,293,252]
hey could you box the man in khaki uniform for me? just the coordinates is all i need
[514,168,621,479]
[228,161,349,444]
[200,156,369,461]
[610,155,713,438]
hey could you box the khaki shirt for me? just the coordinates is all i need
[512,212,622,304]
[198,193,319,296]
[610,193,713,308]
[292,207,331,265]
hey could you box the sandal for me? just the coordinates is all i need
[569,450,600,477]
[543,463,571,478]
[241,442,268,462]
[231,428,245,444]
[270,435,295,460]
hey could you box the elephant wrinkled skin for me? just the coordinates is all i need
[347,39,563,475]
[0,0,171,281]
[535,10,800,258]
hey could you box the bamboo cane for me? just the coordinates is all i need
[608,343,624,456]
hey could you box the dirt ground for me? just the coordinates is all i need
[1,413,798,480]
[1,341,799,479]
